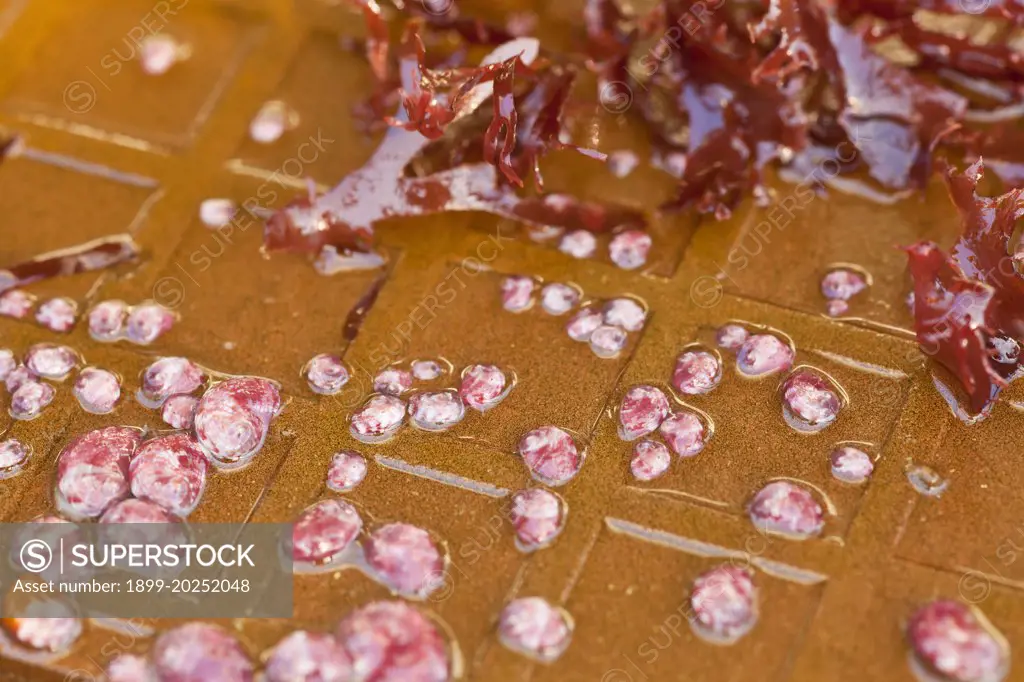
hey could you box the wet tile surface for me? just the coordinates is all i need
[1,2,1023,681]
[0,149,158,304]
[4,2,260,148]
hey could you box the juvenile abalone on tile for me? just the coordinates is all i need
[608,230,651,270]
[540,283,581,315]
[517,426,583,487]
[408,390,466,431]
[25,343,79,380]
[459,364,512,411]
[327,450,368,493]
[689,564,759,644]
[830,445,874,484]
[500,275,536,312]
[336,601,452,682]
[780,369,844,433]
[55,427,141,520]
[73,367,121,414]
[630,440,671,481]
[747,480,825,540]
[0,438,30,479]
[264,630,353,682]
[509,488,566,552]
[305,354,350,395]
[150,622,254,682]
[365,523,446,599]
[659,411,708,458]
[350,394,407,443]
[673,348,722,395]
[193,377,281,467]
[736,334,794,377]
[290,499,363,565]
[906,600,1009,682]
[497,597,573,663]
[374,367,413,396]
[618,385,670,441]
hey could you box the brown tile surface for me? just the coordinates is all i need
[1,1,1023,681]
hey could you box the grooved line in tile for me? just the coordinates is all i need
[895,555,1024,595]
[716,290,921,345]
[224,158,331,192]
[191,28,267,139]
[806,348,909,380]
[559,520,604,604]
[13,113,167,154]
[606,517,829,585]
[627,486,732,511]
[375,454,511,498]
[19,146,159,187]
[0,0,27,37]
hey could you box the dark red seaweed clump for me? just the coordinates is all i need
[905,160,1024,414]
[264,9,642,261]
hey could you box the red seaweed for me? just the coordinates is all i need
[822,15,966,189]
[868,19,1024,82]
[266,26,636,257]
[581,0,1024,215]
[944,160,1024,341]
[0,235,139,293]
[385,22,533,141]
[346,0,390,84]
[905,160,1024,413]
[324,0,1024,236]
[837,0,1024,25]
[0,135,19,161]
[272,1,1024,419]
[506,67,607,190]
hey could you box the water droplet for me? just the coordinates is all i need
[618,385,670,441]
[906,464,949,497]
[497,597,573,663]
[509,488,566,551]
[673,348,722,395]
[780,369,843,433]
[540,283,580,316]
[630,440,671,481]
[559,230,597,259]
[199,198,237,228]
[689,565,759,644]
[500,275,536,312]
[250,100,298,144]
[829,446,874,484]
[608,230,651,270]
[748,480,824,539]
